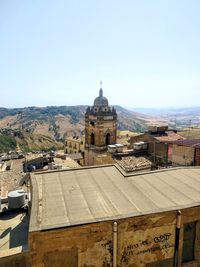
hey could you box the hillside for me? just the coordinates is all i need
[179,127,200,140]
[0,105,160,152]
[0,134,16,152]
[132,107,200,128]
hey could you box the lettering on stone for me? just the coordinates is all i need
[121,232,174,264]
[154,233,171,243]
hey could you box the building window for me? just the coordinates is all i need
[106,133,110,146]
[182,221,196,263]
[91,133,95,145]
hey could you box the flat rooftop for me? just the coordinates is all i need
[0,210,29,253]
[30,166,200,232]
[54,157,80,169]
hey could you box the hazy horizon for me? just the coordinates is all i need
[1,0,200,108]
[1,104,200,111]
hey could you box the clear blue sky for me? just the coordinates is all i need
[1,0,200,108]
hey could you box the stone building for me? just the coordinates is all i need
[65,136,85,154]
[2,166,200,266]
[84,84,117,165]
[170,139,200,166]
[130,125,185,166]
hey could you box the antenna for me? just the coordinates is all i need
[99,81,103,96]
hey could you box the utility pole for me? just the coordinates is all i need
[165,143,168,168]
[153,141,156,165]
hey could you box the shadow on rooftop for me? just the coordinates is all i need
[0,209,29,249]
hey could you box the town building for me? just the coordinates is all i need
[130,125,185,166]
[116,130,137,150]
[53,156,81,169]
[66,152,84,166]
[65,136,85,154]
[170,139,200,166]
[29,166,200,266]
[84,83,117,165]
[2,166,200,267]
[23,153,52,172]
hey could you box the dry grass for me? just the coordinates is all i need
[179,127,200,139]
[55,115,84,136]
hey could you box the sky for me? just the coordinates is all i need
[0,0,200,109]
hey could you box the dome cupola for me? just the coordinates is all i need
[93,83,109,107]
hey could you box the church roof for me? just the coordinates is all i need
[93,88,109,107]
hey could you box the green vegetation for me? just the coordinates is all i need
[15,132,64,152]
[0,134,16,152]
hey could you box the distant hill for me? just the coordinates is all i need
[131,107,200,128]
[0,105,161,152]
[131,106,200,116]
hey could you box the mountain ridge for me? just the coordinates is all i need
[0,105,155,152]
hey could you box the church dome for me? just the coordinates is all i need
[93,88,109,107]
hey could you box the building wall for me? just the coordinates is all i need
[0,250,31,267]
[65,138,84,154]
[118,212,176,267]
[178,206,200,267]
[172,145,195,166]
[130,134,168,164]
[85,116,117,148]
[84,149,114,166]
[29,221,113,267]
[195,148,200,166]
[84,112,117,166]
[130,134,149,145]
[29,207,200,267]
[94,153,114,165]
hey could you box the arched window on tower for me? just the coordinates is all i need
[106,133,110,146]
[91,133,95,145]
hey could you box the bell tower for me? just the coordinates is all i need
[84,83,117,165]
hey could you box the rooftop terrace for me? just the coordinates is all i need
[0,209,29,254]
[30,165,200,232]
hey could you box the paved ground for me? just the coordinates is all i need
[0,209,29,251]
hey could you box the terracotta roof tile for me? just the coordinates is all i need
[154,131,185,143]
[171,139,200,148]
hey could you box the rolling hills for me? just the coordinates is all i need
[0,105,158,152]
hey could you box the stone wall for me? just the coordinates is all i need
[29,221,113,267]
[31,212,175,267]
[28,207,200,267]
[85,115,117,148]
[118,212,176,267]
[84,149,114,166]
[3,207,199,266]
[172,145,195,166]
[0,249,31,267]
[130,134,168,164]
